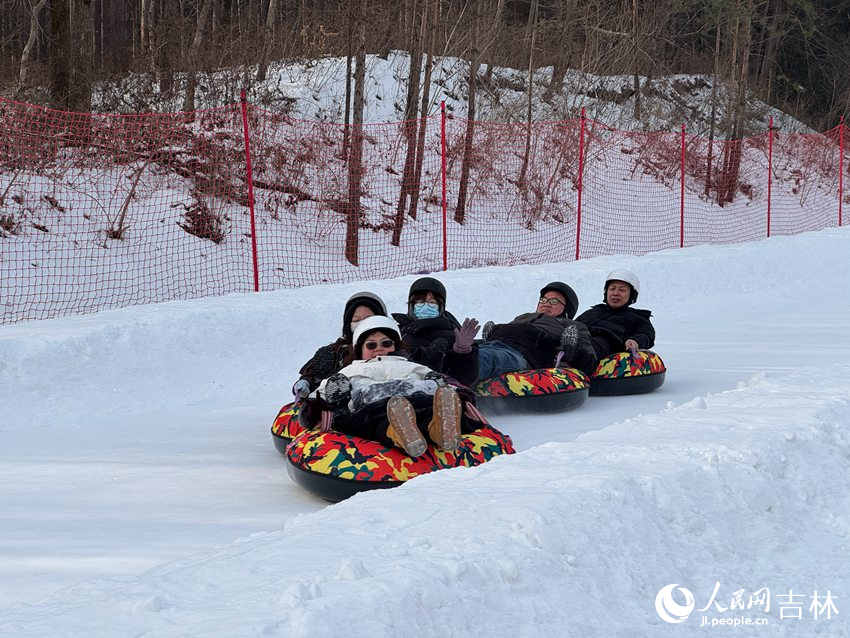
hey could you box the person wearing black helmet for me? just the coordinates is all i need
[292,291,389,398]
[392,276,480,387]
[475,281,597,381]
[576,269,655,359]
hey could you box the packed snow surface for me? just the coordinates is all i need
[1,227,849,636]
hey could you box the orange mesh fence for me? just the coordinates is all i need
[0,96,846,325]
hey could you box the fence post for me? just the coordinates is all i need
[680,123,685,248]
[767,117,773,238]
[240,88,260,292]
[440,101,448,271]
[575,108,586,261]
[840,116,845,227]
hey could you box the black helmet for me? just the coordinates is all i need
[407,276,446,315]
[342,291,388,340]
[540,281,579,319]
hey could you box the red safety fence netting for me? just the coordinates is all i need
[0,97,846,324]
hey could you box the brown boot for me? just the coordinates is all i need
[428,386,462,451]
[386,396,427,457]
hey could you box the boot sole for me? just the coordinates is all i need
[432,386,462,451]
[387,397,427,457]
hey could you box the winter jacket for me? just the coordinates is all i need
[575,304,655,359]
[297,338,353,391]
[392,311,479,387]
[303,354,481,446]
[314,355,439,413]
[487,312,598,377]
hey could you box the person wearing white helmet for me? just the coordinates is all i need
[302,316,485,457]
[575,269,655,359]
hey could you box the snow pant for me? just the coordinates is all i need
[476,341,531,382]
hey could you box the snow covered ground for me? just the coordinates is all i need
[1,227,849,636]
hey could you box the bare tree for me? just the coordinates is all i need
[408,0,439,221]
[392,0,425,246]
[345,0,367,266]
[455,0,481,225]
[255,0,279,81]
[517,0,539,188]
[182,0,215,112]
[18,0,48,91]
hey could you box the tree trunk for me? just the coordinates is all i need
[345,0,366,266]
[631,0,641,121]
[705,19,722,198]
[18,0,49,91]
[255,0,279,81]
[722,0,752,205]
[68,0,95,113]
[455,0,480,225]
[407,0,437,222]
[48,0,72,109]
[182,0,215,113]
[392,0,425,246]
[518,0,539,189]
[343,2,353,159]
[482,0,505,86]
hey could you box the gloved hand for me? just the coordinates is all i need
[425,370,448,385]
[481,320,495,342]
[309,345,338,381]
[453,318,481,353]
[292,378,311,401]
[625,339,639,354]
[322,372,352,408]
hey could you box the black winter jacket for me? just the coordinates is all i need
[575,304,655,359]
[487,312,598,377]
[298,338,352,391]
[392,311,479,387]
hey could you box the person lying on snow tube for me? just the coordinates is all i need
[392,276,481,387]
[475,281,598,382]
[300,315,487,458]
[575,269,655,359]
[291,291,388,400]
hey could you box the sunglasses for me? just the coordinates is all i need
[363,338,395,351]
[538,297,565,306]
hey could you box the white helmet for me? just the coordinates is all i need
[604,269,640,304]
[352,315,402,348]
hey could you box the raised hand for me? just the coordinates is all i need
[453,318,481,353]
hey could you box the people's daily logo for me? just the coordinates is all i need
[655,584,695,623]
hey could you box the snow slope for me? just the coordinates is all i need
[1,227,849,636]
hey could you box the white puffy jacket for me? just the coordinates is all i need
[314,355,439,412]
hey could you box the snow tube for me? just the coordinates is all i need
[285,425,514,503]
[474,367,590,414]
[270,401,305,454]
[271,403,515,502]
[589,350,666,396]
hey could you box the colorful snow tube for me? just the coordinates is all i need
[474,367,590,414]
[589,350,666,396]
[270,401,306,454]
[271,403,515,502]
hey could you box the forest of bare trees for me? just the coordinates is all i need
[0,0,848,132]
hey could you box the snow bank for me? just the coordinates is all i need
[2,367,848,637]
